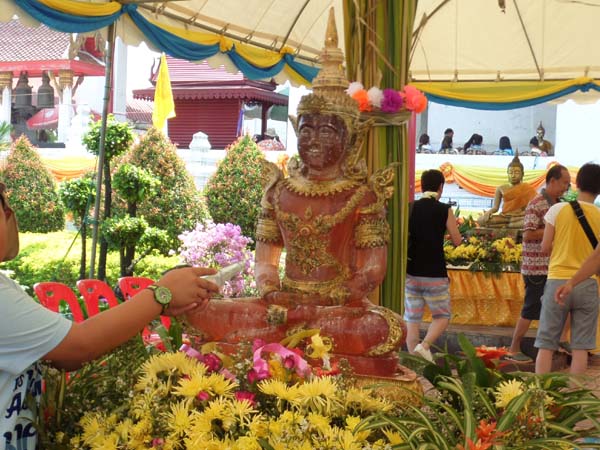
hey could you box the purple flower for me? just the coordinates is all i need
[381,88,403,113]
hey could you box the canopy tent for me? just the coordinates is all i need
[410,0,600,109]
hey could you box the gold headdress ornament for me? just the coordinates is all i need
[295,8,360,133]
[508,151,524,172]
[291,7,367,182]
[537,121,545,133]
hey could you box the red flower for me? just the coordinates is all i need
[235,391,257,406]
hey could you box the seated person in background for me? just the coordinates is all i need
[463,133,483,154]
[417,133,433,153]
[477,154,537,229]
[438,135,457,154]
[439,128,454,150]
[529,137,544,156]
[532,122,554,156]
[495,136,514,156]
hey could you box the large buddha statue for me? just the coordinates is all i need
[477,154,537,229]
[186,9,405,378]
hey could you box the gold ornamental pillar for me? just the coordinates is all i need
[0,72,13,133]
[57,69,74,144]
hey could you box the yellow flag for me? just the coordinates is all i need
[152,53,176,129]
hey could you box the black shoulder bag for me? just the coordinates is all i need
[569,201,599,249]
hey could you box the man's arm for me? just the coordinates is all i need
[43,266,218,371]
[523,228,545,242]
[540,222,555,255]
[446,208,462,246]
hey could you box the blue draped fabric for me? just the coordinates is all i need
[15,0,123,32]
[11,0,318,84]
[425,82,600,111]
[126,7,220,61]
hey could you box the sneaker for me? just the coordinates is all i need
[413,343,434,362]
[503,352,532,363]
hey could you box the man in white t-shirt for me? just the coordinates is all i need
[0,182,219,449]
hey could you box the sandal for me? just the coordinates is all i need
[503,352,532,363]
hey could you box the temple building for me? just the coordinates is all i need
[0,19,106,146]
[133,55,289,149]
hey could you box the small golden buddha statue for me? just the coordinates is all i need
[534,121,554,156]
[185,8,406,378]
[477,154,537,229]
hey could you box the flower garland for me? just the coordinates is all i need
[347,82,428,113]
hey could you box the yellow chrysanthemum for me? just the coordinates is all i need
[207,372,238,396]
[165,400,193,435]
[495,379,525,408]
[307,412,331,434]
[337,428,364,450]
[343,387,392,413]
[382,428,405,444]
[346,415,370,441]
[259,378,300,404]
[293,376,341,415]
[246,415,268,438]
[231,436,262,450]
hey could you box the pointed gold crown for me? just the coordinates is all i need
[296,8,360,131]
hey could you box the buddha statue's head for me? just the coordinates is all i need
[507,153,524,185]
[292,7,366,180]
[537,121,546,140]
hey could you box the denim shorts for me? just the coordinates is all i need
[521,274,547,320]
[403,275,451,322]
[535,278,600,351]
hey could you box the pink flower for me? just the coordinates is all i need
[219,368,237,381]
[247,367,270,383]
[235,391,257,406]
[152,438,164,447]
[283,354,297,370]
[252,339,267,352]
[201,353,222,372]
[381,89,403,113]
[196,391,210,401]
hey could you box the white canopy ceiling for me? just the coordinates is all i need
[411,0,600,82]
[4,0,600,85]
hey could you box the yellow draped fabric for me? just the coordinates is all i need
[41,156,96,182]
[502,183,537,214]
[422,270,526,326]
[39,0,121,15]
[410,78,600,105]
[414,163,580,197]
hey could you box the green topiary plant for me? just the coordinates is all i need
[121,127,209,249]
[59,176,95,279]
[83,115,135,280]
[204,134,265,244]
[1,135,65,232]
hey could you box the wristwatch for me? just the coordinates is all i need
[146,285,172,314]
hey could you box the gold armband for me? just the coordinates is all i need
[355,218,390,248]
[256,216,283,244]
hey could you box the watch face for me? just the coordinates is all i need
[154,286,172,305]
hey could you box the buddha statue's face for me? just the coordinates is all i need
[537,127,545,140]
[507,165,523,185]
[298,113,347,171]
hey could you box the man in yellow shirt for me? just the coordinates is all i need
[535,163,600,374]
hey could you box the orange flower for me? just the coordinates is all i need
[351,89,372,112]
[456,438,492,450]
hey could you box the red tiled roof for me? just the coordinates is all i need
[151,56,245,85]
[126,98,153,124]
[133,85,288,105]
[0,20,104,77]
[0,20,70,62]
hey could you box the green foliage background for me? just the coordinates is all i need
[1,231,178,295]
[119,128,209,247]
[1,136,65,232]
[204,134,265,243]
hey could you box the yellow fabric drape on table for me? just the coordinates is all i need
[413,163,581,197]
[422,270,526,327]
[41,156,96,182]
[38,0,122,16]
[410,78,600,104]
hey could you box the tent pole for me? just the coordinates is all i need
[89,23,116,279]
